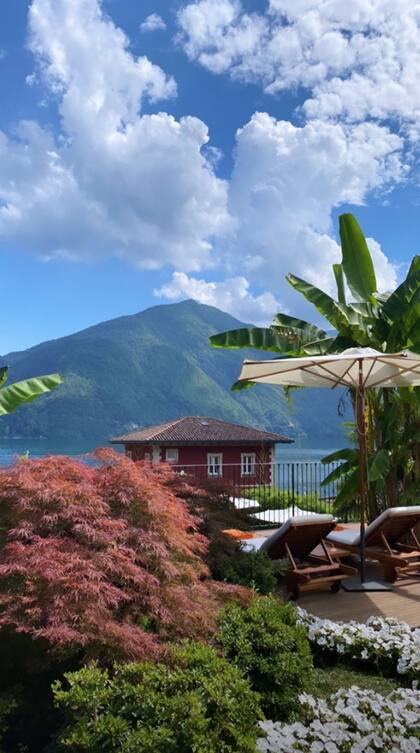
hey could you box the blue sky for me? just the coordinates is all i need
[0,0,419,352]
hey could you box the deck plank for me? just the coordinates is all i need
[297,563,420,627]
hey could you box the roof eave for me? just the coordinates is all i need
[109,437,293,446]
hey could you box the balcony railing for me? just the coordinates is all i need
[173,460,343,527]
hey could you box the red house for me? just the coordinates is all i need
[110,416,292,487]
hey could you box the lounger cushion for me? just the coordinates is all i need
[241,514,334,555]
[260,514,335,559]
[241,537,267,552]
[327,506,420,548]
[327,528,359,546]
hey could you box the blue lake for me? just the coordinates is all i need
[0,436,340,466]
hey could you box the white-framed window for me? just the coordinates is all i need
[165,448,179,463]
[207,453,222,477]
[126,449,133,459]
[241,452,256,477]
[144,452,151,462]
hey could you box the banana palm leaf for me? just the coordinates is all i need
[339,213,377,300]
[210,324,325,354]
[271,313,328,340]
[322,448,358,463]
[0,374,63,416]
[321,460,355,487]
[0,367,8,388]
[381,269,420,322]
[333,263,346,304]
[286,274,351,331]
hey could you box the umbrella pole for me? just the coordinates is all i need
[344,359,390,591]
[357,360,366,584]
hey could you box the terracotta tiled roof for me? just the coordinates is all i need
[110,416,292,445]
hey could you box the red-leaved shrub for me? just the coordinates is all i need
[0,450,249,663]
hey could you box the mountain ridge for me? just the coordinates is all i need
[0,300,347,443]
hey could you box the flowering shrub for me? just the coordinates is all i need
[217,597,313,718]
[0,451,249,663]
[297,608,420,685]
[54,641,262,753]
[257,687,420,752]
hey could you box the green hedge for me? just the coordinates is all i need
[53,641,262,753]
[216,597,313,719]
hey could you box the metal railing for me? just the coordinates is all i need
[173,461,342,527]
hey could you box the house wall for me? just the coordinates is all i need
[124,443,273,484]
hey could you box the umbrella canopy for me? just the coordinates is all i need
[238,348,420,390]
[237,347,420,590]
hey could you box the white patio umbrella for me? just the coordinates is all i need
[237,347,420,590]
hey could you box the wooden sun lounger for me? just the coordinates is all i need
[258,515,357,599]
[327,507,420,583]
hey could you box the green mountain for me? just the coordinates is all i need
[0,300,347,443]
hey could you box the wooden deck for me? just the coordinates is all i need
[259,526,420,627]
[298,562,420,627]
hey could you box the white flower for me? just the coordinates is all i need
[258,688,420,753]
[297,609,420,685]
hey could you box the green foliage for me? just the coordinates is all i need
[175,481,279,594]
[53,641,262,753]
[0,368,62,416]
[311,666,399,699]
[239,486,331,514]
[339,213,377,300]
[216,597,313,719]
[217,549,281,594]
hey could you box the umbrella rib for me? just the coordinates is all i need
[301,363,353,388]
[367,361,420,388]
[331,360,355,389]
[362,358,377,388]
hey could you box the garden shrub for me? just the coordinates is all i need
[216,597,313,719]
[53,640,262,753]
[218,548,280,594]
[0,451,249,664]
[169,475,280,593]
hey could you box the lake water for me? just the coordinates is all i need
[0,436,340,466]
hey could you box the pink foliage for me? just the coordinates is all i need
[0,450,247,662]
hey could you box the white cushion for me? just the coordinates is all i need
[230,496,260,510]
[240,537,267,552]
[327,528,359,546]
[251,506,326,525]
[327,505,420,548]
[364,506,420,541]
[240,514,334,553]
[259,514,334,552]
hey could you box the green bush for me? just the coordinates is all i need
[241,487,331,514]
[175,480,280,593]
[216,596,313,719]
[218,548,281,594]
[53,641,262,753]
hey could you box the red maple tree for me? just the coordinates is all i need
[0,450,248,662]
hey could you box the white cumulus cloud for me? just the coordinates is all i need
[177,0,420,133]
[0,0,230,270]
[224,113,400,314]
[140,14,167,33]
[155,271,283,325]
